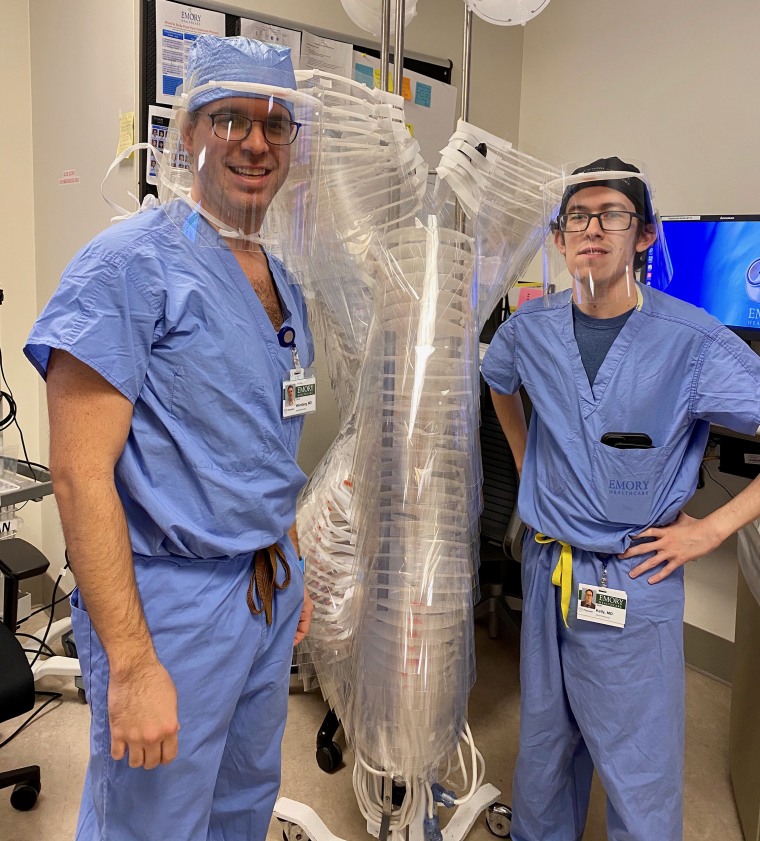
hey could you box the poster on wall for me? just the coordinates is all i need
[239,18,302,68]
[352,51,458,169]
[300,32,353,76]
[146,104,190,185]
[155,0,226,106]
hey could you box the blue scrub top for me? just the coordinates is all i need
[25,203,313,561]
[482,285,760,554]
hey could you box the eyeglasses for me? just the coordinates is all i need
[557,210,644,232]
[199,112,302,145]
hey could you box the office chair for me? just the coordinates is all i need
[0,539,50,811]
[476,383,525,636]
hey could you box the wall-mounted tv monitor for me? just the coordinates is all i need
[656,215,760,341]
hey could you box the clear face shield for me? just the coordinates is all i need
[542,159,672,309]
[155,77,318,251]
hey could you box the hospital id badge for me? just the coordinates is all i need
[282,367,316,418]
[577,583,627,628]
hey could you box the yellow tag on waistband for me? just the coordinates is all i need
[535,533,573,628]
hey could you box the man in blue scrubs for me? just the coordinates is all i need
[25,36,314,841]
[482,157,760,840]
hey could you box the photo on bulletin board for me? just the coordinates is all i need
[239,18,302,67]
[146,104,190,185]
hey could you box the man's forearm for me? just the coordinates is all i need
[54,473,157,678]
[490,389,528,476]
[703,472,760,548]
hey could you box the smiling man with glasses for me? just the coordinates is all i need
[25,36,316,841]
[481,157,760,840]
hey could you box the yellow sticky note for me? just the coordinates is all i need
[402,77,412,100]
[405,123,414,137]
[373,68,395,93]
[117,111,135,158]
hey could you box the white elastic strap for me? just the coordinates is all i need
[101,142,159,222]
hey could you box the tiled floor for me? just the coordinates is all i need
[0,622,745,841]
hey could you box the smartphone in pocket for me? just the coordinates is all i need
[600,432,654,450]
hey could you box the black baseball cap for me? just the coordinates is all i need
[559,156,651,221]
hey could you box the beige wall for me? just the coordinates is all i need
[26,0,138,573]
[518,0,760,641]
[519,0,760,212]
[1,0,42,557]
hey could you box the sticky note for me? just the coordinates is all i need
[414,82,432,108]
[402,77,412,100]
[116,111,135,157]
[517,287,543,308]
[355,63,375,89]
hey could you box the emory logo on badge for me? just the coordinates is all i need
[597,593,627,610]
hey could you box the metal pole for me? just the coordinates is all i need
[380,0,392,91]
[456,6,474,231]
[461,5,473,122]
[393,0,406,97]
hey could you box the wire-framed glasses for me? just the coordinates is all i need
[558,210,644,232]
[200,112,301,145]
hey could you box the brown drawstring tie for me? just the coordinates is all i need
[247,545,291,625]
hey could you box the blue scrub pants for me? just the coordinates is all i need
[70,546,303,841]
[511,530,685,841]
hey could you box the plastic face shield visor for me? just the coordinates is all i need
[542,163,672,308]
[155,82,318,251]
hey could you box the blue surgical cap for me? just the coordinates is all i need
[185,36,296,118]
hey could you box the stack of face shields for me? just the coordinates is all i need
[303,72,428,256]
[344,217,481,780]
[296,424,359,711]
[277,71,557,814]
[266,71,428,423]
[437,120,560,329]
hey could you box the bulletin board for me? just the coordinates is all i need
[139,0,456,198]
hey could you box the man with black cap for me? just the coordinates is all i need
[481,156,760,840]
[25,36,315,841]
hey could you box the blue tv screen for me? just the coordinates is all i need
[657,215,760,340]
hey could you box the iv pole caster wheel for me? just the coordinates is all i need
[315,740,343,773]
[280,819,310,841]
[486,802,512,837]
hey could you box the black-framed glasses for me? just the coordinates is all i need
[199,112,302,145]
[558,210,644,233]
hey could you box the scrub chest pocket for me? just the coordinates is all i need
[591,441,671,524]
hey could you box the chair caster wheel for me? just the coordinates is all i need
[280,820,309,841]
[486,802,512,837]
[78,687,87,704]
[11,781,40,811]
[315,741,342,773]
